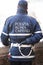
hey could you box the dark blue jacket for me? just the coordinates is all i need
[1,8,42,61]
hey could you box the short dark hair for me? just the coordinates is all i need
[18,0,28,9]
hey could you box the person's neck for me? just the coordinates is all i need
[17,8,28,15]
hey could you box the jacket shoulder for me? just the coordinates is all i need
[29,16,38,24]
[5,15,17,24]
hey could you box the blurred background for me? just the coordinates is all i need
[0,0,43,47]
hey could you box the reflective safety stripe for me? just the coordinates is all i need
[2,31,42,36]
[2,32,8,36]
[11,56,35,58]
[9,33,32,36]
[11,43,32,48]
[19,44,32,47]
[8,52,35,58]
[2,32,32,36]
[35,31,42,33]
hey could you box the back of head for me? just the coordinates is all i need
[17,0,28,14]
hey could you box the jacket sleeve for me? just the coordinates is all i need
[21,19,42,45]
[1,17,10,46]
